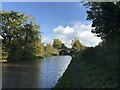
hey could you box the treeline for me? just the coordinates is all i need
[0,11,85,62]
[0,11,56,61]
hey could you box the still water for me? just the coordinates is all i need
[2,55,72,88]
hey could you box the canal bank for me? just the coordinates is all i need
[54,53,86,88]
[54,46,118,88]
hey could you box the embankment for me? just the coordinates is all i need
[54,46,118,88]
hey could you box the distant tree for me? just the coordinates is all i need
[45,44,57,56]
[34,41,45,57]
[71,38,84,51]
[53,38,63,49]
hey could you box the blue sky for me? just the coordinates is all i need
[2,2,101,47]
[2,2,88,37]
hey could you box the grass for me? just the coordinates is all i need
[54,43,119,88]
[54,52,86,88]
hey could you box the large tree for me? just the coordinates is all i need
[0,11,41,61]
[84,2,120,42]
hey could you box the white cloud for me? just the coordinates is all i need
[42,36,53,45]
[54,26,74,35]
[77,31,102,47]
[42,21,102,47]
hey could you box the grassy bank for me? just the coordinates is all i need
[79,46,118,88]
[54,44,119,88]
[54,51,86,88]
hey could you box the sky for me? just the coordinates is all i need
[1,0,118,2]
[1,2,102,47]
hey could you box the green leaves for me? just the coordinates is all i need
[44,44,56,56]
[84,2,120,40]
[53,38,64,49]
[71,38,84,51]
[1,10,41,61]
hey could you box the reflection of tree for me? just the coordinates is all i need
[2,59,43,88]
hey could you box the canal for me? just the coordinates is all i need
[2,55,72,88]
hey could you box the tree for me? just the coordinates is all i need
[0,11,27,45]
[84,2,120,42]
[53,38,63,49]
[34,41,45,57]
[44,44,57,56]
[71,38,84,51]
[22,22,40,59]
[0,11,28,60]
[0,11,41,61]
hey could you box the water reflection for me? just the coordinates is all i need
[2,55,71,88]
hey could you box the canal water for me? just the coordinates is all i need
[2,55,72,88]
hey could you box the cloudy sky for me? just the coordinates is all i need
[2,2,102,47]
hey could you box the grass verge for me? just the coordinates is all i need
[54,44,119,88]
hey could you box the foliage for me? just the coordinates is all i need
[71,38,84,51]
[1,45,8,59]
[79,2,119,88]
[0,10,68,61]
[0,10,41,61]
[34,41,45,57]
[53,38,64,49]
[84,2,120,41]
[44,44,57,56]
